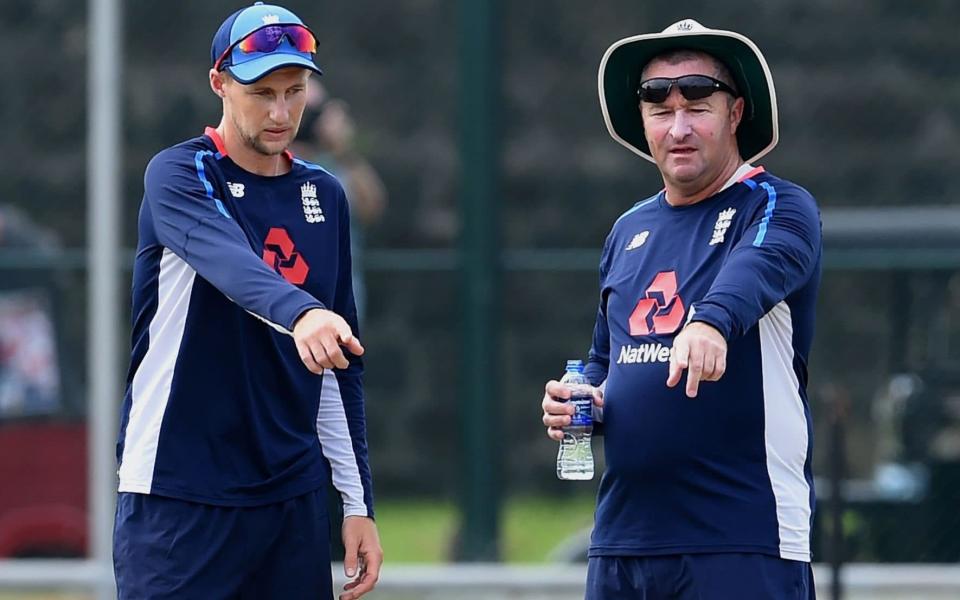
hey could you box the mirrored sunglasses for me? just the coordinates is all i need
[215,24,318,71]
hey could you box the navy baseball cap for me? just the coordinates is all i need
[211,2,323,84]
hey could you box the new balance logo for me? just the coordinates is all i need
[617,343,672,364]
[709,207,736,246]
[226,182,245,198]
[625,231,650,251]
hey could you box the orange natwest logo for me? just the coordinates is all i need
[262,227,309,285]
[628,271,685,336]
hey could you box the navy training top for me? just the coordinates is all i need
[116,128,373,517]
[584,164,821,562]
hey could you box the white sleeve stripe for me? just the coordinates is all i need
[242,307,292,335]
[317,370,368,517]
[759,301,812,561]
[221,292,292,336]
[120,248,195,492]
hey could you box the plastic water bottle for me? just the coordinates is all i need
[557,359,594,480]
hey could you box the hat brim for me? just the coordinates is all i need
[226,53,323,84]
[598,28,778,164]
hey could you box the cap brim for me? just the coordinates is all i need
[226,53,323,84]
[598,29,778,164]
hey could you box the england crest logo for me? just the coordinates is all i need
[709,207,736,246]
[301,182,325,223]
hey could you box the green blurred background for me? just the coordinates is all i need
[2,0,960,578]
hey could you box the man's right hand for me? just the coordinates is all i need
[292,308,364,373]
[541,380,604,442]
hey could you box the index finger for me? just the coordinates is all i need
[685,355,704,398]
[334,318,364,354]
[342,335,365,357]
[666,343,688,388]
[545,380,571,400]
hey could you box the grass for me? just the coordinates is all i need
[373,499,458,562]
[375,495,596,563]
[502,496,595,562]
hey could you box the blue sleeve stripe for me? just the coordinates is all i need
[614,193,660,225]
[292,157,334,177]
[743,178,758,190]
[194,150,232,219]
[753,181,778,246]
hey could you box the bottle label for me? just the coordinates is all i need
[569,394,593,427]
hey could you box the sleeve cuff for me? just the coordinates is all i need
[284,296,326,331]
[343,504,374,519]
[689,303,733,340]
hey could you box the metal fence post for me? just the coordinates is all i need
[826,385,849,600]
[457,0,502,561]
[88,0,122,596]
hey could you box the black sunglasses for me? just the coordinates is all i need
[638,75,738,104]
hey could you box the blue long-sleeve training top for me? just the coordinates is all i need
[583,164,821,562]
[116,128,374,517]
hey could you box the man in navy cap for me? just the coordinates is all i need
[113,4,381,599]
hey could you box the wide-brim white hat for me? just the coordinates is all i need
[598,19,779,164]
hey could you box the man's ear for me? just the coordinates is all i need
[729,96,745,134]
[209,69,228,99]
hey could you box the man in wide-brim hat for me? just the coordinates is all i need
[542,19,822,599]
[599,18,779,165]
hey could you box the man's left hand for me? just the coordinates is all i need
[340,516,383,600]
[666,322,727,398]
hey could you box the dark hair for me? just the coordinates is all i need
[641,49,738,95]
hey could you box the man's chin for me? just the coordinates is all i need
[664,164,704,184]
[252,139,290,157]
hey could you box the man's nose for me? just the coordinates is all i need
[269,98,290,124]
[669,110,693,140]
